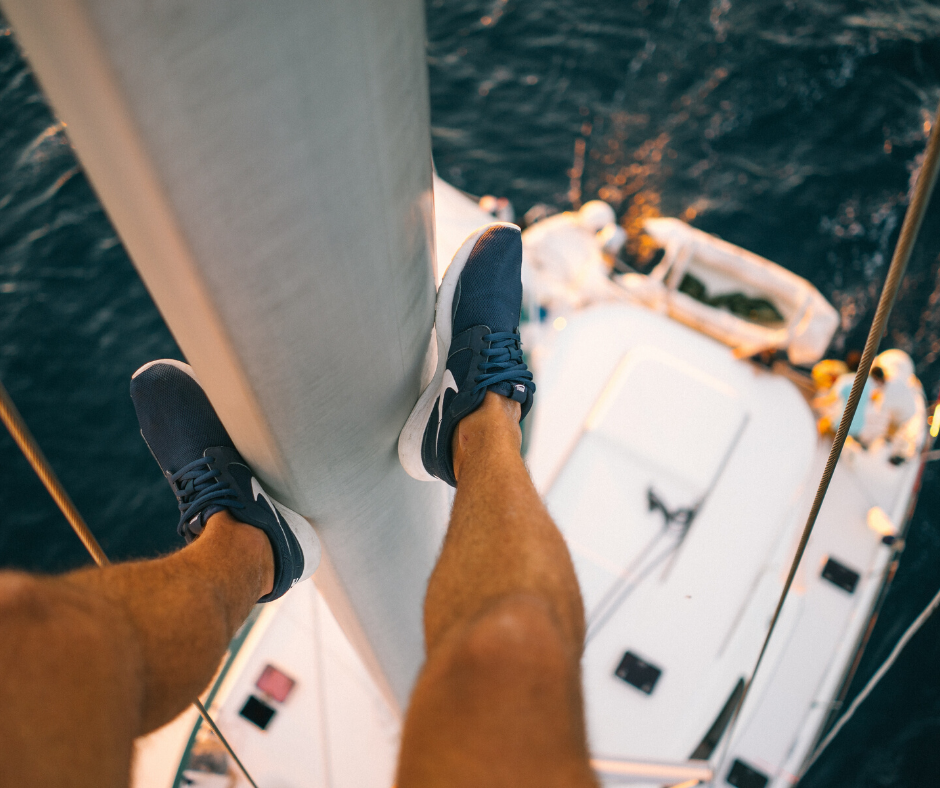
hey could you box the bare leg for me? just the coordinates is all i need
[397,393,597,788]
[0,512,272,788]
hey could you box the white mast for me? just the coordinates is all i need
[1,0,447,709]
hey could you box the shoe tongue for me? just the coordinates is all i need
[452,226,523,337]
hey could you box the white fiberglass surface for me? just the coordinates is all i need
[720,443,922,787]
[527,303,819,761]
[132,705,201,788]
[187,583,399,788]
[431,174,496,285]
[548,347,748,619]
[588,348,746,493]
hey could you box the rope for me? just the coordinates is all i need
[800,582,940,777]
[714,97,940,773]
[0,381,110,568]
[0,376,260,788]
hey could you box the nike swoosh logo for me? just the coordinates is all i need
[251,477,288,542]
[436,368,459,451]
[250,478,307,589]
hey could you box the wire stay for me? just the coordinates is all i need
[800,581,940,776]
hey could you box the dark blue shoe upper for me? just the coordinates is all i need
[451,226,524,336]
[130,362,303,602]
[130,363,234,486]
[422,225,535,486]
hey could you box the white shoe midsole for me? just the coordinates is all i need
[397,221,518,482]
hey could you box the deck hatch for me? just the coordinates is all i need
[821,557,860,594]
[726,758,769,788]
[256,663,296,703]
[614,651,661,694]
[239,695,276,730]
[585,349,746,494]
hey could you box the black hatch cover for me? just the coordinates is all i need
[239,695,276,730]
[821,556,860,594]
[614,651,662,694]
[727,758,769,788]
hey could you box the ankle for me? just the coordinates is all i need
[204,511,275,597]
[452,392,522,481]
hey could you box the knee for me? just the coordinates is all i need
[0,573,144,779]
[0,570,97,627]
[449,595,576,687]
[0,572,54,622]
[0,571,109,677]
[0,570,137,671]
[400,598,594,788]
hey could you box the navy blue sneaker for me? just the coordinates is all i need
[399,222,535,486]
[130,359,320,602]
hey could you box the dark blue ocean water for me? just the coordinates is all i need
[1,2,939,784]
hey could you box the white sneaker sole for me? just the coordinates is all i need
[273,500,321,584]
[397,222,518,481]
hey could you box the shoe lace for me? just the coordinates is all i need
[472,331,536,396]
[170,456,244,527]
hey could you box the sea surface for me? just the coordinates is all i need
[1,1,939,784]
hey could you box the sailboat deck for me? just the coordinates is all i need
[525,302,920,786]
